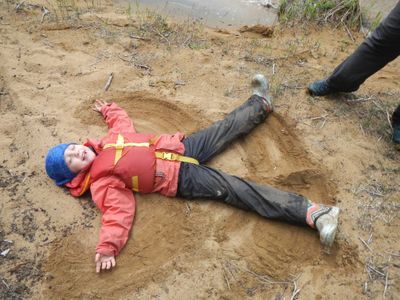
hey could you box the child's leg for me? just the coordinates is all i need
[183,94,271,164]
[177,163,308,225]
[177,163,339,246]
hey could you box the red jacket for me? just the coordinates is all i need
[66,103,185,256]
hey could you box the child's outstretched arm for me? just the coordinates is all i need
[90,175,136,273]
[93,99,136,133]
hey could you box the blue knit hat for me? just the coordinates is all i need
[45,143,77,186]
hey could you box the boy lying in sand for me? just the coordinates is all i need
[45,74,339,273]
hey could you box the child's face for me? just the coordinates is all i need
[64,144,96,173]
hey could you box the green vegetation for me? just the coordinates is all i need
[130,2,207,49]
[279,0,362,29]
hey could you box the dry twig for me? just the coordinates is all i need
[104,72,113,91]
[385,251,400,257]
[345,96,373,103]
[367,265,385,277]
[151,28,171,47]
[1,279,9,289]
[359,237,372,252]
[290,277,301,300]
[15,0,25,11]
[174,80,186,86]
[342,22,355,42]
[383,270,389,298]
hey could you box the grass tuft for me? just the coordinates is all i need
[130,2,207,49]
[278,0,362,29]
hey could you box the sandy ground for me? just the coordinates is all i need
[0,1,399,299]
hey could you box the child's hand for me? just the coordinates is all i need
[95,253,116,273]
[93,99,109,113]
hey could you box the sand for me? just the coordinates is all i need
[0,1,399,299]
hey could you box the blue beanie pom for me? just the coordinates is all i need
[45,144,77,186]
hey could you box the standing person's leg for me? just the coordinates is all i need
[392,104,400,146]
[309,2,400,95]
[177,163,339,247]
[392,105,400,125]
[184,75,272,164]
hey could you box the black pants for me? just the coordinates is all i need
[177,95,309,225]
[326,2,400,122]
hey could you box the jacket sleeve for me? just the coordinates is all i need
[90,175,136,257]
[101,102,136,133]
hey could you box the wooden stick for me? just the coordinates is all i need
[367,265,385,277]
[346,96,373,103]
[320,118,327,129]
[363,281,368,294]
[365,266,372,280]
[1,279,9,289]
[290,280,301,300]
[15,0,25,11]
[151,28,171,47]
[385,251,400,257]
[359,237,372,252]
[104,72,113,91]
[174,80,186,86]
[367,233,373,244]
[310,114,328,121]
[343,22,355,42]
[383,270,389,298]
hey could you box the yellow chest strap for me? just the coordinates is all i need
[155,151,199,165]
[103,134,199,165]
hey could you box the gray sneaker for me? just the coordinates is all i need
[315,206,340,248]
[251,74,273,111]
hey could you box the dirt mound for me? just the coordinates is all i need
[74,91,206,135]
[239,25,274,37]
[43,92,339,298]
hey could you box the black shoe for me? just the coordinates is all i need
[393,124,400,148]
[308,79,336,96]
[392,107,400,148]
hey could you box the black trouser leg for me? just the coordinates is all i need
[182,95,269,164]
[177,163,308,225]
[327,2,400,92]
[178,94,307,224]
[392,104,400,125]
